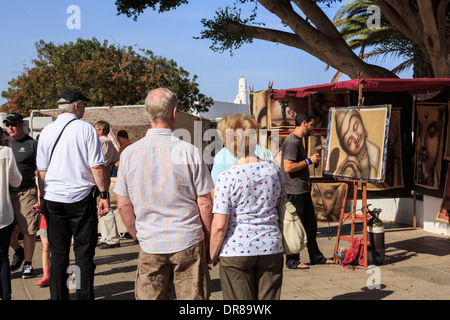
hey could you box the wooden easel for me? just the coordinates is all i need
[333,180,370,269]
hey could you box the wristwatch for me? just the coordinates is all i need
[99,190,110,199]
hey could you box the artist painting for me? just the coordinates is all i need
[249,89,269,129]
[268,95,307,130]
[415,104,445,189]
[325,106,390,182]
[436,164,450,223]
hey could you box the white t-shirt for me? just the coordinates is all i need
[36,113,105,203]
[213,161,284,257]
[0,146,22,229]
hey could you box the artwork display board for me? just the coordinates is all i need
[443,100,450,161]
[367,109,404,190]
[308,91,351,130]
[436,164,450,223]
[415,103,446,189]
[324,105,391,182]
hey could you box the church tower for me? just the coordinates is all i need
[234,76,248,104]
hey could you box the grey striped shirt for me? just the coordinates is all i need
[114,129,214,254]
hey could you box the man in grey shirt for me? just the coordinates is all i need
[281,112,332,269]
[114,88,214,300]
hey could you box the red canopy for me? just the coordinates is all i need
[272,78,450,99]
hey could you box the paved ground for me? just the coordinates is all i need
[8,220,450,301]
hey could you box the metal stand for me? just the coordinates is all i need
[333,180,369,269]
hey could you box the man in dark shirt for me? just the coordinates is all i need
[281,112,332,269]
[3,113,38,278]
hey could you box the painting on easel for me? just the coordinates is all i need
[324,105,391,182]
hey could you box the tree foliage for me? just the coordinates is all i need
[1,37,213,116]
[115,0,449,79]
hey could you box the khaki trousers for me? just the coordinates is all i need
[135,241,211,300]
[219,253,284,300]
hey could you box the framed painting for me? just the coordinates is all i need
[268,132,291,167]
[415,103,446,189]
[308,91,351,130]
[324,105,391,182]
[367,109,404,190]
[267,94,308,130]
[311,182,346,222]
[436,164,450,223]
[307,132,327,179]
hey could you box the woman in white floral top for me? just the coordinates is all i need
[210,114,283,300]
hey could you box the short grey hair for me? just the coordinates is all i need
[144,88,178,123]
[58,102,76,113]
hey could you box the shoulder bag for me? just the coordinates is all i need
[262,147,308,254]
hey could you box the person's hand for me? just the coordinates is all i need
[97,198,110,217]
[310,153,321,165]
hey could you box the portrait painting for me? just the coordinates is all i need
[311,182,346,222]
[267,94,308,130]
[415,104,445,189]
[249,89,269,129]
[367,109,404,190]
[444,100,450,161]
[308,91,351,130]
[436,164,450,224]
[324,105,391,182]
[307,132,327,178]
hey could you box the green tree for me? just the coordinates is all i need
[1,37,213,116]
[331,0,432,81]
[115,0,449,79]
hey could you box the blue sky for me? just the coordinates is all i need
[0,0,411,106]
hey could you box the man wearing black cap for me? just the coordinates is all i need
[35,89,110,300]
[3,112,39,279]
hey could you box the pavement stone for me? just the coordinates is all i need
[7,220,450,301]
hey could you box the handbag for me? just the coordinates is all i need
[261,147,308,254]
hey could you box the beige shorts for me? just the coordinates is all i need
[11,186,39,236]
[135,241,211,300]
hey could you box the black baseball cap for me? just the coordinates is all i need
[3,112,24,124]
[58,89,91,104]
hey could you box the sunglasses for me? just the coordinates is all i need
[5,123,19,127]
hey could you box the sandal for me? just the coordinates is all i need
[286,259,310,270]
[312,257,334,265]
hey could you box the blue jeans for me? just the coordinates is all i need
[286,193,325,264]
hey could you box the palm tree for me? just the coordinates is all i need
[330,0,432,81]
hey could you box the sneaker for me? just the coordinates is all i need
[10,251,24,272]
[22,264,34,279]
[98,242,120,249]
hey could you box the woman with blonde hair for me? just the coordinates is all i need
[0,130,22,299]
[210,115,283,300]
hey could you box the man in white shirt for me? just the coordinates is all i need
[36,89,110,300]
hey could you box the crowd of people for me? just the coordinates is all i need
[0,87,332,300]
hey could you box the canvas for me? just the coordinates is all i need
[443,100,450,161]
[311,182,346,222]
[324,105,391,182]
[267,94,308,130]
[436,164,450,223]
[367,109,404,190]
[249,89,269,129]
[415,103,445,189]
[308,91,351,130]
[268,132,290,167]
